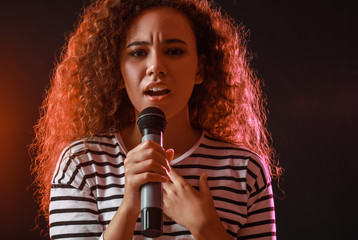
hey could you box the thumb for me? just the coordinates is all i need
[165,148,174,163]
[199,173,211,195]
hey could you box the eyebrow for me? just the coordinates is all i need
[126,38,187,48]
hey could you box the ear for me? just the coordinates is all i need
[195,54,205,84]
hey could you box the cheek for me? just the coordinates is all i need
[177,64,198,88]
[171,56,198,78]
[121,62,142,88]
[121,62,135,79]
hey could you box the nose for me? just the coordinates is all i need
[146,51,167,77]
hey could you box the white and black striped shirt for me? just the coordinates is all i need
[50,131,276,239]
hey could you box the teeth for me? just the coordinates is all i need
[145,87,171,96]
[149,87,165,91]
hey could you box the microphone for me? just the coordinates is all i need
[137,107,167,238]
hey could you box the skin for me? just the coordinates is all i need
[103,8,230,240]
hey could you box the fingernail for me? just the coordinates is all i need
[166,149,174,160]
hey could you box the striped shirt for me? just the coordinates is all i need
[49,131,276,239]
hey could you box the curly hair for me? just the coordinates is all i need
[30,0,283,222]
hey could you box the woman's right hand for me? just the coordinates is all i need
[121,140,173,215]
[103,140,173,240]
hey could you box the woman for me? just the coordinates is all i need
[31,0,282,239]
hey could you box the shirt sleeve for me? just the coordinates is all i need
[237,157,276,240]
[49,149,104,240]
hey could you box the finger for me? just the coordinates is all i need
[162,170,180,192]
[165,149,174,163]
[170,169,195,192]
[133,171,170,186]
[126,147,171,172]
[139,141,172,171]
[138,140,167,153]
[162,177,173,192]
[167,168,181,182]
[126,140,167,160]
[199,173,211,195]
[127,158,171,178]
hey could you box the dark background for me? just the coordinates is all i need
[1,0,357,239]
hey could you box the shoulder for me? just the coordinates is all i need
[200,132,271,183]
[54,132,125,175]
[200,132,262,160]
[59,132,123,161]
[52,132,125,185]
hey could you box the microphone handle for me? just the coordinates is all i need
[140,130,163,238]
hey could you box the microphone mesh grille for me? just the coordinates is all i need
[137,107,167,134]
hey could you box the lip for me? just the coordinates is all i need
[144,94,170,102]
[144,81,170,92]
[144,82,171,102]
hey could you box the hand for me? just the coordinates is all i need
[163,170,229,239]
[122,140,173,214]
[103,141,173,240]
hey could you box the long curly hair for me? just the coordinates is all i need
[31,0,283,222]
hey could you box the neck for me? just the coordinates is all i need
[120,107,201,158]
[163,107,201,158]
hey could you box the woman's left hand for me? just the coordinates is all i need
[162,170,230,240]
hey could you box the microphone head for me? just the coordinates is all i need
[137,107,167,135]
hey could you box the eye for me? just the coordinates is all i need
[129,49,147,57]
[166,48,185,56]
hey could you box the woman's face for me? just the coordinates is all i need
[119,7,202,120]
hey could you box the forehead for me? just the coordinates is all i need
[125,7,196,43]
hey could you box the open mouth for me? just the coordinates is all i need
[145,87,171,96]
